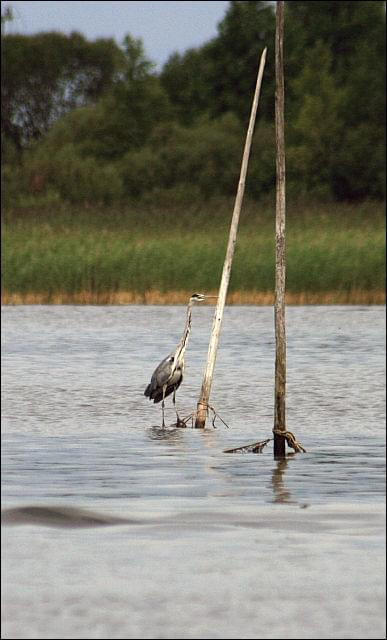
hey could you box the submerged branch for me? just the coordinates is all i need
[224,439,271,454]
[224,430,306,454]
[180,403,230,429]
[272,429,306,453]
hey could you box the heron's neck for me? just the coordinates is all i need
[175,303,193,361]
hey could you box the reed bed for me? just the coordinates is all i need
[2,201,385,304]
[2,290,384,305]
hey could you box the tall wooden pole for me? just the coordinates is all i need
[273,0,286,457]
[195,48,267,428]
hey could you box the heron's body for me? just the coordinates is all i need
[144,293,213,426]
[144,354,183,404]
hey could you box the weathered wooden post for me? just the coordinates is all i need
[273,0,287,457]
[223,5,305,455]
[195,48,267,428]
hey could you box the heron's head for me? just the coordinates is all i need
[189,293,217,304]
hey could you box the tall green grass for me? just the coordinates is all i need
[2,200,385,297]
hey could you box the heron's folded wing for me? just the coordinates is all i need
[144,353,176,399]
[151,368,183,403]
[152,355,175,387]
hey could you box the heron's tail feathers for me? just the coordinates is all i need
[144,383,175,404]
[144,381,164,403]
[145,375,183,403]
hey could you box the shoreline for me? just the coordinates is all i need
[2,289,385,305]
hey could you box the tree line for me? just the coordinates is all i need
[1,1,385,207]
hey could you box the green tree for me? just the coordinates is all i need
[160,46,215,126]
[18,35,172,203]
[96,35,171,158]
[286,1,386,199]
[29,35,172,162]
[161,1,275,125]
[161,0,385,200]
[2,1,385,205]
[208,0,275,122]
[1,31,125,151]
[286,42,346,197]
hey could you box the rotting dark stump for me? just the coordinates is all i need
[172,418,188,428]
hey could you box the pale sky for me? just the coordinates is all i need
[3,1,230,68]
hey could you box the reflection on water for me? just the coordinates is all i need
[271,456,294,504]
[1,305,386,640]
[146,425,186,441]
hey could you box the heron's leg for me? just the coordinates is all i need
[172,387,179,421]
[161,386,166,428]
[173,388,186,427]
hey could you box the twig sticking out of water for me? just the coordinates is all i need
[224,430,306,454]
[175,407,306,454]
[180,403,230,429]
[224,439,271,454]
[272,429,306,453]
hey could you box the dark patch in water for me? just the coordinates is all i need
[3,504,383,537]
[1,505,138,528]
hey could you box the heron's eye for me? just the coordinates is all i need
[169,357,174,363]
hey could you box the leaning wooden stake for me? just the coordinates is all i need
[273,0,286,457]
[195,47,267,428]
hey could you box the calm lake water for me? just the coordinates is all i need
[1,305,386,640]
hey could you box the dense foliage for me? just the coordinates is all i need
[1,1,386,206]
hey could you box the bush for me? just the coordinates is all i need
[118,113,247,200]
[26,144,124,205]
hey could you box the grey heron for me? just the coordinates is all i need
[144,293,215,427]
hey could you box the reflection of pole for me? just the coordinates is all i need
[273,0,286,457]
[195,47,267,428]
[271,457,292,503]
